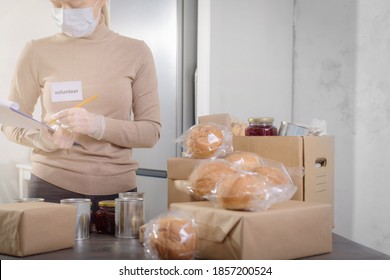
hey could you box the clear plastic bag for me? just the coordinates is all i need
[185,159,238,201]
[209,172,297,211]
[176,122,233,159]
[143,211,198,260]
[208,153,298,211]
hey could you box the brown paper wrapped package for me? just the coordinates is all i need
[0,202,76,257]
[170,200,333,260]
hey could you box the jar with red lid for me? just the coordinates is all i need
[245,117,278,136]
[95,200,116,235]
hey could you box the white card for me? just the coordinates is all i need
[50,81,83,103]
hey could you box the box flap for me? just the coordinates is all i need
[171,200,333,260]
[170,201,242,243]
[198,113,231,128]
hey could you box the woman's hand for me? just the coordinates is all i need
[33,125,76,152]
[51,108,105,140]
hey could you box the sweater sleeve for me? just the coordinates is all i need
[1,41,42,148]
[100,42,161,148]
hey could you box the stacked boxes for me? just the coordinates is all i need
[167,114,335,259]
[168,136,334,206]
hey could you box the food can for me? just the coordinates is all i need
[115,194,144,239]
[285,123,310,136]
[278,121,288,136]
[14,198,45,203]
[118,192,144,199]
[60,198,91,240]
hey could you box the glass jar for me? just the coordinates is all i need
[95,200,116,235]
[245,117,278,136]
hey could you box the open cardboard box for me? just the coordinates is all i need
[233,135,334,204]
[168,135,334,206]
[170,200,333,260]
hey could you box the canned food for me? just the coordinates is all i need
[115,194,144,239]
[60,198,91,240]
[14,198,45,203]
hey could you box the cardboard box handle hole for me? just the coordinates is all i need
[315,158,327,168]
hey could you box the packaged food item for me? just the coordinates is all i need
[211,171,296,211]
[186,159,237,200]
[143,211,198,260]
[177,122,233,159]
[208,156,297,211]
[14,198,45,203]
[115,195,144,239]
[223,151,262,171]
[95,200,115,235]
[245,117,278,136]
[60,198,91,240]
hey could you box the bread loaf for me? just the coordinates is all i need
[147,215,197,260]
[184,123,226,158]
[216,173,267,210]
[188,159,237,199]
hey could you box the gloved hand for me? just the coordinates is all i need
[33,125,76,152]
[51,108,105,140]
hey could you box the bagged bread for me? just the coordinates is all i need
[143,211,198,260]
[186,159,237,200]
[211,171,297,211]
[177,122,233,159]
[223,151,262,171]
[209,154,297,211]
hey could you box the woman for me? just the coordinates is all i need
[1,0,161,219]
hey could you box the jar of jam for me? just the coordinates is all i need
[95,200,116,235]
[245,117,278,136]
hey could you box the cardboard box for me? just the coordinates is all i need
[0,202,76,257]
[170,200,333,260]
[233,135,334,204]
[167,134,334,206]
[167,158,201,205]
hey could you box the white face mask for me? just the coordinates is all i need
[52,0,100,38]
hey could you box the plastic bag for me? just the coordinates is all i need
[176,122,233,159]
[208,153,298,211]
[185,159,238,200]
[209,172,297,211]
[143,211,198,260]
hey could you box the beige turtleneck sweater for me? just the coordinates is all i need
[1,18,161,195]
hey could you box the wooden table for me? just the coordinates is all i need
[1,233,389,260]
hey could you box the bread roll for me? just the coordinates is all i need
[188,159,237,199]
[148,215,197,260]
[250,165,291,186]
[216,173,267,210]
[224,151,261,171]
[185,123,225,158]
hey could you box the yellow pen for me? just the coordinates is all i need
[49,95,99,125]
[73,94,99,108]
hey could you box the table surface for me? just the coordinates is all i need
[1,233,390,260]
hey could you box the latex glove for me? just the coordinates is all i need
[33,125,76,152]
[51,108,105,140]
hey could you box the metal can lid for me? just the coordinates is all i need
[118,192,144,199]
[248,117,275,123]
[115,197,144,202]
[60,198,91,203]
[14,198,45,203]
[98,200,116,208]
